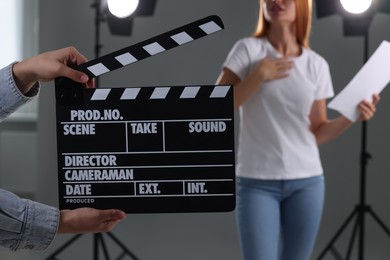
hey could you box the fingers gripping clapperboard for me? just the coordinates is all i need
[55,15,235,213]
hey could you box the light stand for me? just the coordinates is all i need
[46,1,141,259]
[46,233,139,260]
[93,0,103,87]
[316,1,390,259]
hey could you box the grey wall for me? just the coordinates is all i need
[20,0,390,259]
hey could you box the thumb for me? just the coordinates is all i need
[61,65,90,83]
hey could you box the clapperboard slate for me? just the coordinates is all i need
[55,16,235,213]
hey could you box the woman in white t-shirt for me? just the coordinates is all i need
[216,0,379,259]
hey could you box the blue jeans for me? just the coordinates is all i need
[236,175,325,260]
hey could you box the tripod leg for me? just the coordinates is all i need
[94,234,99,260]
[45,234,83,260]
[106,232,139,260]
[358,207,366,260]
[329,247,344,260]
[367,208,390,237]
[346,210,361,260]
[97,233,111,260]
[94,233,111,260]
[317,207,358,260]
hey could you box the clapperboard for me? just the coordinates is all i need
[55,15,235,213]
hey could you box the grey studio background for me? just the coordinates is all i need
[1,0,390,259]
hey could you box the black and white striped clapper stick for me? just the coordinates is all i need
[76,15,224,79]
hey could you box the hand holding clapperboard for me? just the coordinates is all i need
[55,16,236,213]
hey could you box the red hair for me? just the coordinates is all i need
[253,0,313,48]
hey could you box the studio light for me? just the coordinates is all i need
[106,13,135,36]
[91,0,157,86]
[340,0,372,14]
[99,0,157,36]
[315,0,390,36]
[107,0,139,18]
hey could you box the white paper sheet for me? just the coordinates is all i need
[328,40,390,121]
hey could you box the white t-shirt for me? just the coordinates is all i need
[223,37,334,180]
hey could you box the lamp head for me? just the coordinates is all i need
[315,0,378,36]
[107,0,139,18]
[340,0,373,14]
[98,0,157,36]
